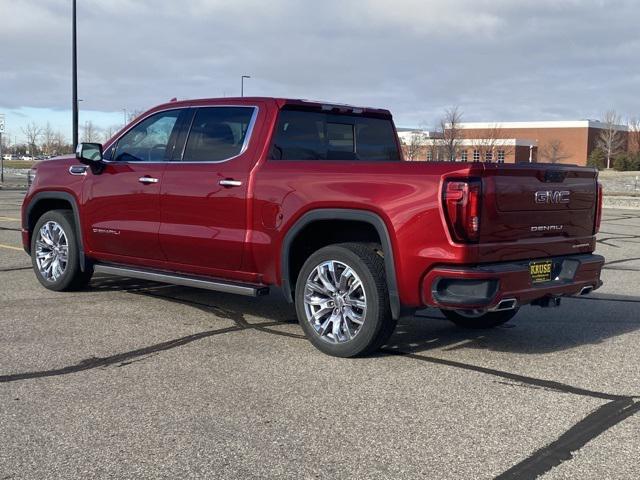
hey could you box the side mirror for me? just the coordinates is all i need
[75,143,104,173]
[75,142,103,164]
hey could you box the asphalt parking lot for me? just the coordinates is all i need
[0,189,639,480]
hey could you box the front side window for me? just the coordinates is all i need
[183,107,255,162]
[113,110,181,162]
[270,109,400,161]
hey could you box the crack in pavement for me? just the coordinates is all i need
[0,325,242,383]
[495,398,640,480]
[0,321,288,384]
[380,350,631,402]
[0,266,31,273]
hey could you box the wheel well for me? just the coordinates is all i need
[27,199,73,233]
[287,220,381,292]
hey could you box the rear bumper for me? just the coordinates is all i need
[422,254,604,310]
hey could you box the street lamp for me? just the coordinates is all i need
[72,0,78,148]
[241,75,251,97]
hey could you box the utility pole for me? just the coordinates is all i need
[241,75,250,97]
[72,0,78,148]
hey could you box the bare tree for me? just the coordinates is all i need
[0,132,10,152]
[437,106,463,161]
[81,121,101,143]
[127,110,144,124]
[474,124,513,162]
[102,124,121,143]
[596,110,626,169]
[51,131,67,155]
[628,118,640,154]
[402,131,427,161]
[539,139,571,164]
[21,122,43,157]
[41,123,57,156]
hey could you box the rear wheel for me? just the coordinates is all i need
[441,308,519,329]
[295,243,396,357]
[31,210,93,291]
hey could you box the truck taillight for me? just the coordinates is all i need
[594,182,603,233]
[443,179,481,243]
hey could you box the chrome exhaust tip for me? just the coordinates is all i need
[579,286,593,296]
[490,298,518,312]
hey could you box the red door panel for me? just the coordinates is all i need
[82,163,167,261]
[158,104,266,274]
[159,163,248,271]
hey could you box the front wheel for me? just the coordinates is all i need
[295,243,396,357]
[441,307,519,329]
[31,210,93,291]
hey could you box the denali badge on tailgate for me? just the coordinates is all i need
[531,225,563,232]
[534,190,570,204]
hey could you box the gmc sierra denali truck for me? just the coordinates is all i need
[21,97,604,357]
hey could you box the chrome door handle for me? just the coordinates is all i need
[219,179,243,187]
[138,176,159,184]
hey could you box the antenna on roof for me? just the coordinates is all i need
[169,97,178,102]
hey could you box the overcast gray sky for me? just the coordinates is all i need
[2,0,639,141]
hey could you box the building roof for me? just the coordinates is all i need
[455,120,628,131]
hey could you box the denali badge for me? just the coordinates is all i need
[92,227,121,235]
[531,225,563,232]
[534,190,570,204]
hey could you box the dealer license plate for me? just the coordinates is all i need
[530,260,553,284]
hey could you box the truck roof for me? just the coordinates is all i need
[151,97,392,117]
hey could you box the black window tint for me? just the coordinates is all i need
[327,123,355,160]
[355,117,401,161]
[113,110,181,162]
[270,109,399,161]
[270,110,325,160]
[183,107,255,162]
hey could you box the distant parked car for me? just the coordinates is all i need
[20,155,34,161]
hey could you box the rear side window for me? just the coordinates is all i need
[183,107,255,162]
[270,109,400,161]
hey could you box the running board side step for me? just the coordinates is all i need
[94,264,269,297]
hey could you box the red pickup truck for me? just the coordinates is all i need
[21,97,604,357]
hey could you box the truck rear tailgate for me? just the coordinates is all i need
[477,163,598,260]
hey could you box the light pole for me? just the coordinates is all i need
[241,75,250,97]
[72,0,78,148]
[122,108,127,127]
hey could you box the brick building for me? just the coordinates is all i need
[400,120,628,166]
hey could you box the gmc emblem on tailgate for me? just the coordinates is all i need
[534,190,570,204]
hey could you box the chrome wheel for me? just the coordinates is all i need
[35,221,69,282]
[303,260,367,343]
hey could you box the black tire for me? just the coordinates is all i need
[295,242,396,357]
[31,209,93,291]
[441,307,519,329]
